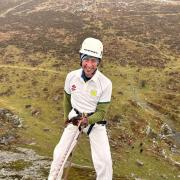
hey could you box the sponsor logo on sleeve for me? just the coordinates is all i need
[71,84,76,91]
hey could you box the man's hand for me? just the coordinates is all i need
[66,113,88,127]
[80,116,88,127]
[71,116,88,127]
[71,116,82,126]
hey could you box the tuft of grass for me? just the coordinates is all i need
[1,160,32,171]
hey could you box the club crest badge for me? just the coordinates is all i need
[90,90,97,97]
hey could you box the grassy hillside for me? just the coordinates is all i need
[0,0,179,179]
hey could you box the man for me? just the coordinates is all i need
[48,37,112,180]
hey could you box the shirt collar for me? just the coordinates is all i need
[90,69,99,83]
[77,68,99,83]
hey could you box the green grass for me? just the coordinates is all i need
[113,147,179,179]
[0,160,32,171]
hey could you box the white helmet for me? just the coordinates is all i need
[79,37,103,59]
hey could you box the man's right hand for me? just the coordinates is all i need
[71,116,82,126]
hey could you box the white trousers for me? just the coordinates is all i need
[48,123,112,180]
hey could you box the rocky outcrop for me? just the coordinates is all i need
[0,147,50,180]
[0,108,23,145]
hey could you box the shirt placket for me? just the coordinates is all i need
[83,81,89,95]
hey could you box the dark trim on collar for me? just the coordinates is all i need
[81,69,97,82]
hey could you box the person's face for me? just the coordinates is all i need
[82,57,99,78]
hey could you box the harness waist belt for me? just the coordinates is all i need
[74,108,94,117]
[96,121,107,125]
[87,121,107,135]
[73,108,107,135]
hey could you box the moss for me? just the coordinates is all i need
[2,160,32,171]
[39,167,49,177]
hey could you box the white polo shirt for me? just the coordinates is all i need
[64,68,112,114]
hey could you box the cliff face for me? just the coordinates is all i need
[0,0,179,179]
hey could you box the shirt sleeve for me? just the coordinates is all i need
[64,73,72,121]
[63,91,72,121]
[88,102,110,124]
[64,73,71,95]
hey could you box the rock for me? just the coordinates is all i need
[43,128,50,132]
[25,104,31,109]
[29,142,36,146]
[160,123,173,136]
[117,91,123,95]
[9,115,21,126]
[31,109,41,116]
[0,108,22,128]
[42,87,48,92]
[160,174,168,179]
[131,173,135,178]
[0,108,9,114]
[136,159,144,166]
[0,135,16,145]
[146,125,151,135]
[170,132,180,148]
[146,125,158,139]
[0,108,23,146]
[53,95,60,101]
[0,147,51,179]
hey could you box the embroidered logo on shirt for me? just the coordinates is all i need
[71,84,76,91]
[90,90,97,97]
